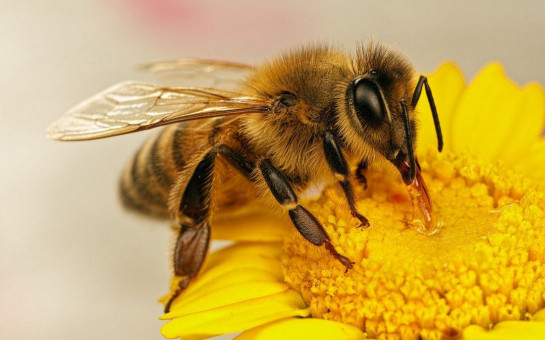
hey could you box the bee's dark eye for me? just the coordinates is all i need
[352,78,384,123]
[369,69,378,75]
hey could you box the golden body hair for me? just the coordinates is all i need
[119,44,417,221]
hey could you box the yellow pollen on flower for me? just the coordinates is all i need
[282,150,545,340]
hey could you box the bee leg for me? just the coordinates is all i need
[355,160,368,189]
[323,131,370,228]
[216,145,254,177]
[165,225,210,313]
[165,151,215,313]
[259,159,354,271]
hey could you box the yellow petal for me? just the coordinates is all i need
[463,318,545,340]
[416,62,466,154]
[166,281,291,317]
[201,242,282,272]
[182,266,283,300]
[498,83,545,163]
[234,318,366,340]
[534,309,545,321]
[160,289,310,340]
[212,207,291,242]
[162,242,284,310]
[515,139,545,181]
[451,63,522,162]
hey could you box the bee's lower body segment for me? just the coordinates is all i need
[259,159,353,270]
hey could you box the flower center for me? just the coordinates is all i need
[282,151,545,339]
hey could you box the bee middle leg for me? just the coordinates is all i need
[323,131,369,227]
[258,159,354,270]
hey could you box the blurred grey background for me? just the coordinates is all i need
[1,1,544,339]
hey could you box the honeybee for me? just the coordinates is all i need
[47,43,442,312]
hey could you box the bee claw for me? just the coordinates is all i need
[164,277,191,313]
[342,258,355,273]
[338,255,355,272]
[352,211,370,228]
[324,242,354,271]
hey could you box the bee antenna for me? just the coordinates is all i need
[400,99,416,182]
[411,75,443,152]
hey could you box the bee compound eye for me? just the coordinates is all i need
[352,78,384,123]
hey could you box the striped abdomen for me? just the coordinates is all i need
[119,123,192,218]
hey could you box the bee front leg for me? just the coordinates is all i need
[323,131,370,228]
[258,159,353,270]
[165,151,216,313]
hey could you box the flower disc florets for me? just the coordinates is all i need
[283,151,545,340]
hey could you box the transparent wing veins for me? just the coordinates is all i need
[140,58,254,89]
[46,81,270,141]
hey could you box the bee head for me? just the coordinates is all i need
[344,66,416,164]
[336,43,442,184]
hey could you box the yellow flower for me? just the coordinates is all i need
[160,63,545,340]
[417,62,545,182]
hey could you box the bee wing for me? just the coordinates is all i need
[140,59,254,89]
[46,81,271,141]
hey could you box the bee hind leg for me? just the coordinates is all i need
[259,159,354,271]
[165,151,216,313]
[164,145,256,313]
[165,224,210,313]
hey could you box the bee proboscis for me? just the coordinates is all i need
[47,43,443,312]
